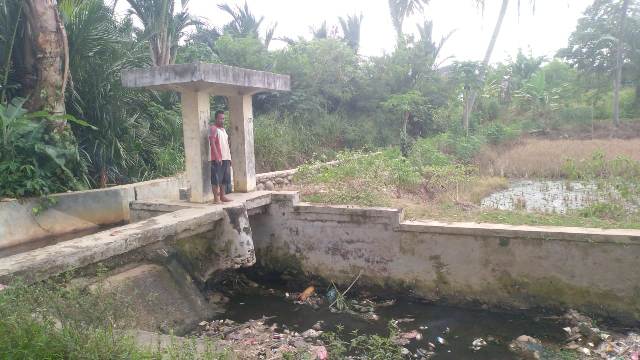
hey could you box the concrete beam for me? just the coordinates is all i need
[181,90,213,203]
[228,94,256,192]
[121,63,290,95]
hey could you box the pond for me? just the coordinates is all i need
[480,180,623,214]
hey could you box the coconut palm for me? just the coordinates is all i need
[126,0,197,66]
[462,0,537,134]
[387,0,429,46]
[311,21,328,39]
[338,13,363,53]
[218,2,276,48]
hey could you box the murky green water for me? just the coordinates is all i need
[222,291,568,359]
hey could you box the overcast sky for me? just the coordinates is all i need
[117,0,594,64]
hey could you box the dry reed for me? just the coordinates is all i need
[477,138,640,178]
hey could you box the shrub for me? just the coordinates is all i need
[0,98,88,198]
[408,138,452,168]
[482,122,520,145]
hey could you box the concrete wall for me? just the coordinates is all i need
[0,176,185,250]
[256,169,296,191]
[250,192,640,323]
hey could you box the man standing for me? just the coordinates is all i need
[209,110,232,203]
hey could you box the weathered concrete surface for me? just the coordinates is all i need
[0,187,131,251]
[250,192,640,323]
[97,262,219,335]
[0,176,185,251]
[0,206,224,283]
[0,191,272,284]
[181,90,214,203]
[175,205,256,283]
[121,63,290,96]
[229,94,256,192]
[130,191,273,222]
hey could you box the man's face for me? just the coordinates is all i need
[216,113,225,127]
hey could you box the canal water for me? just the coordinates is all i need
[222,290,569,359]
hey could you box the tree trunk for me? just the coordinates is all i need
[463,0,509,134]
[613,0,631,127]
[22,0,68,117]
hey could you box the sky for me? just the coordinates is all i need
[117,0,594,64]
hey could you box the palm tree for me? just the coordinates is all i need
[311,21,328,40]
[218,1,263,37]
[126,0,197,66]
[218,2,276,48]
[338,13,363,53]
[19,0,69,116]
[415,20,455,70]
[462,0,536,134]
[61,0,165,187]
[387,0,429,46]
[613,0,631,127]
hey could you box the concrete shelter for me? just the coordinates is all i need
[122,63,290,203]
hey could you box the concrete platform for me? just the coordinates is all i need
[0,191,273,284]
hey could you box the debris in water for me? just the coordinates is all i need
[301,329,322,338]
[510,335,545,359]
[298,286,315,302]
[471,338,487,350]
[400,330,422,340]
[325,287,337,303]
[578,347,591,356]
[437,336,446,344]
[311,345,328,360]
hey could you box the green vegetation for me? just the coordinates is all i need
[1,0,639,198]
[321,323,404,359]
[0,281,230,359]
[296,143,640,229]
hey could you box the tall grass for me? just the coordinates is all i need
[477,138,640,178]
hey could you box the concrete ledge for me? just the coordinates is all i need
[398,220,640,244]
[0,207,224,284]
[294,203,402,226]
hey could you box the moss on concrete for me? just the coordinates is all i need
[497,272,640,321]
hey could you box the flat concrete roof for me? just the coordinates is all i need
[121,63,290,95]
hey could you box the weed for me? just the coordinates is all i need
[321,322,404,360]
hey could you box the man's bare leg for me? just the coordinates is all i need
[212,186,220,203]
[220,186,232,202]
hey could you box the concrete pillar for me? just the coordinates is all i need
[180,90,213,203]
[228,94,256,192]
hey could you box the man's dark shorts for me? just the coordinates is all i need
[211,160,231,186]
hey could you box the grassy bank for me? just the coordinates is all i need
[291,138,640,230]
[0,282,229,359]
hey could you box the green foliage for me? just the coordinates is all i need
[297,149,421,193]
[271,39,359,116]
[562,150,640,180]
[408,138,452,168]
[482,122,520,145]
[579,202,627,221]
[215,34,271,69]
[0,98,87,197]
[0,282,230,359]
[321,322,404,359]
